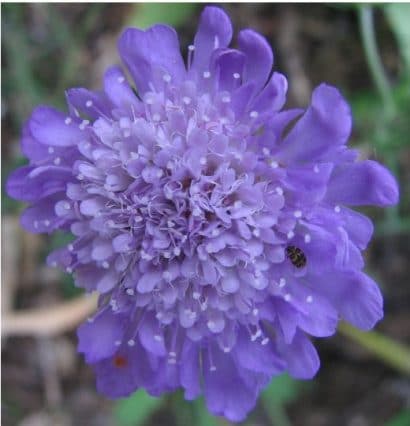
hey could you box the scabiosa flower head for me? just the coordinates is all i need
[7,7,399,422]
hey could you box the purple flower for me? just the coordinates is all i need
[6,6,398,422]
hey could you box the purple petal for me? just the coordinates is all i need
[278,84,352,163]
[192,6,233,76]
[238,29,273,94]
[118,25,186,94]
[103,66,142,110]
[314,271,383,330]
[29,106,84,146]
[78,310,125,363]
[279,330,320,379]
[326,160,399,206]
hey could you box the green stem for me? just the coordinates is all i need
[358,5,396,119]
[339,322,410,375]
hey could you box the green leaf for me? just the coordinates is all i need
[261,374,304,426]
[262,374,301,406]
[114,390,163,426]
[385,409,410,426]
[191,398,219,426]
[384,4,410,73]
[128,3,198,29]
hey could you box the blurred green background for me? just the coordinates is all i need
[1,3,410,426]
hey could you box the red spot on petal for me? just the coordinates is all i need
[113,355,127,368]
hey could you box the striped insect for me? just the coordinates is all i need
[286,245,307,268]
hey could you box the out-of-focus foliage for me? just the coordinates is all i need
[114,390,163,426]
[385,409,410,426]
[384,4,410,73]
[127,3,199,29]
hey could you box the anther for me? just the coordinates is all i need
[162,74,171,83]
[126,288,135,296]
[86,100,93,107]
[117,76,125,83]
[249,111,259,118]
[304,234,311,243]
[334,205,341,213]
[127,339,135,347]
[287,230,295,239]
[284,293,292,302]
[203,71,211,79]
[294,210,302,218]
[64,117,72,125]
[233,72,240,79]
[306,295,313,303]
[279,278,286,288]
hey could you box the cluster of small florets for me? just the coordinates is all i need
[7,6,398,422]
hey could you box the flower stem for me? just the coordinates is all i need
[338,322,410,375]
[358,5,396,119]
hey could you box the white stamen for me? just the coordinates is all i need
[64,117,72,125]
[261,337,270,345]
[68,244,74,251]
[262,147,270,156]
[48,147,55,154]
[163,251,171,259]
[211,228,220,237]
[287,230,295,239]
[168,358,177,364]
[223,347,231,353]
[169,351,177,357]
[154,335,162,342]
[117,76,125,83]
[134,215,143,223]
[279,278,286,288]
[249,110,259,118]
[233,72,240,79]
[270,160,279,169]
[334,205,341,213]
[193,291,201,300]
[44,220,50,227]
[199,157,207,165]
[126,288,135,296]
[209,365,217,372]
[252,308,259,316]
[222,95,231,103]
[173,247,181,256]
[167,220,175,228]
[156,169,163,178]
[123,129,131,138]
[152,113,161,122]
[114,340,121,346]
[188,44,195,51]
[66,266,73,273]
[203,71,211,79]
[234,200,242,209]
[145,97,154,105]
[54,157,61,165]
[294,210,302,218]
[253,229,260,237]
[306,295,313,303]
[314,164,320,173]
[127,339,135,347]
[162,74,171,83]
[275,187,284,196]
[304,234,312,244]
[284,293,292,302]
[77,173,84,181]
[182,96,191,105]
[85,100,93,107]
[63,202,71,210]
